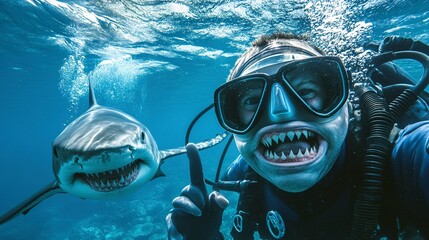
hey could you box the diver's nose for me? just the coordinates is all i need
[269,83,294,121]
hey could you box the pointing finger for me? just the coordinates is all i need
[186,143,208,203]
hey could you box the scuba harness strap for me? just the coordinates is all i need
[230,168,262,240]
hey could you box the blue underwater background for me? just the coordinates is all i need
[0,0,428,239]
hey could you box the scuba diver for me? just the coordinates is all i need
[165,32,429,239]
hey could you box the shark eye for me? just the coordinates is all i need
[53,148,59,158]
[141,132,145,142]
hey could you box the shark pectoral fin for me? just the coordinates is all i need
[193,132,229,151]
[0,180,64,225]
[151,167,166,180]
[159,132,229,160]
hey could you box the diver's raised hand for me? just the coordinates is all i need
[166,143,229,240]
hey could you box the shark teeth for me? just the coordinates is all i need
[80,160,140,192]
[260,129,319,163]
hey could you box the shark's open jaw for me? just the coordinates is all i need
[258,129,321,164]
[77,160,141,192]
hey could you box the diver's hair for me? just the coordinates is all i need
[228,32,324,80]
[252,32,310,47]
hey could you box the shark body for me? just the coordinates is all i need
[0,82,226,224]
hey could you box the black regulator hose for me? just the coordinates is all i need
[373,50,429,119]
[379,36,429,55]
[352,49,429,239]
[185,103,214,144]
[351,84,395,240]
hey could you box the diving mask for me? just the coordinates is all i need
[214,56,349,134]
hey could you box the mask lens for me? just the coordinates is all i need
[281,59,346,115]
[216,77,266,132]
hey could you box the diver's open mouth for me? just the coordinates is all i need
[77,160,141,192]
[259,129,320,164]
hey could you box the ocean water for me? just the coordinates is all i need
[0,0,428,239]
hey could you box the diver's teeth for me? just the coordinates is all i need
[274,152,279,160]
[100,182,105,188]
[297,149,304,158]
[263,139,268,147]
[279,133,286,143]
[272,135,279,144]
[266,137,272,146]
[120,176,125,184]
[288,150,296,159]
[112,181,118,188]
[281,151,287,160]
[117,169,120,174]
[304,148,310,157]
[287,131,294,141]
[269,151,274,159]
[296,131,302,140]
[265,150,269,157]
[302,130,308,139]
[106,181,111,188]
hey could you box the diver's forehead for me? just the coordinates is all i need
[234,39,322,78]
[239,54,310,76]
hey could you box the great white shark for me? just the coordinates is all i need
[0,82,226,225]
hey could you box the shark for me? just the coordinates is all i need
[0,81,226,225]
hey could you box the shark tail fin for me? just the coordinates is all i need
[0,181,64,225]
[89,79,98,107]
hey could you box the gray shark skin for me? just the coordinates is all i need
[0,82,227,225]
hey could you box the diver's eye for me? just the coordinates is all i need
[242,96,260,111]
[141,132,145,142]
[298,88,317,99]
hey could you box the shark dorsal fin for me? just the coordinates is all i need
[89,80,98,107]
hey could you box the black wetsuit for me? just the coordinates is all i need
[224,121,429,239]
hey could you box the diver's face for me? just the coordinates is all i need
[233,64,349,193]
